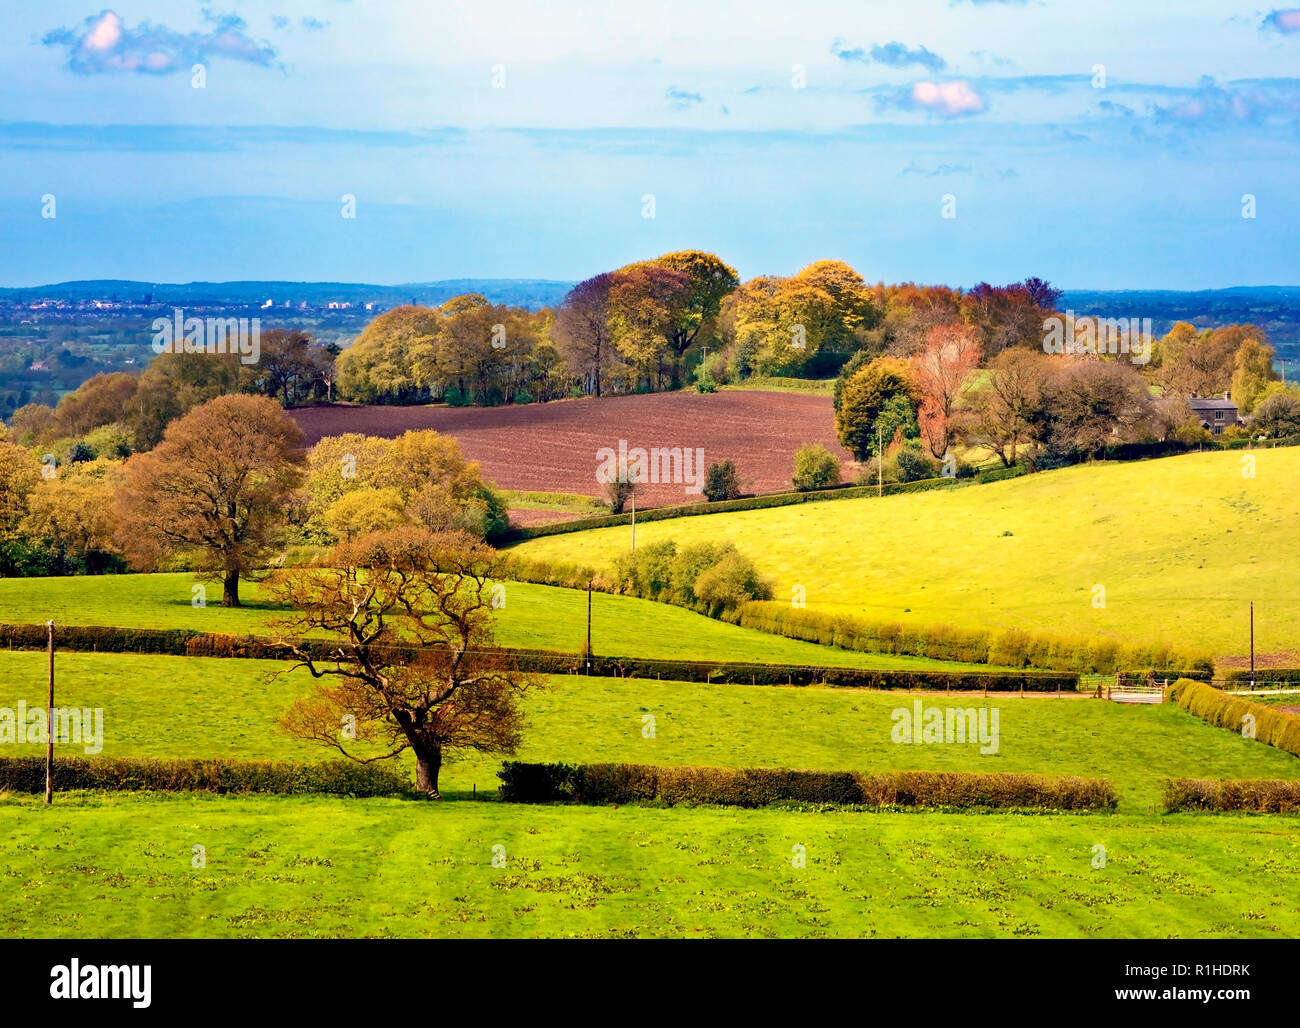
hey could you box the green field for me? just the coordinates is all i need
[0,572,989,671]
[3,650,1297,811]
[513,449,1300,660]
[3,794,1299,938]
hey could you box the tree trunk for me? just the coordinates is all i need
[222,568,241,607]
[414,742,443,799]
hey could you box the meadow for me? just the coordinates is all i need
[4,795,1300,938]
[513,448,1300,660]
[0,572,988,671]
[4,650,1299,811]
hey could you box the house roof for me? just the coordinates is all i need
[1187,397,1237,411]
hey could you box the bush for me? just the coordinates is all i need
[1163,778,1300,813]
[791,443,840,491]
[0,756,410,796]
[1221,667,1300,685]
[703,459,743,502]
[498,761,1115,810]
[1165,678,1300,758]
[894,445,935,483]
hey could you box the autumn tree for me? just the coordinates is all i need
[834,357,920,460]
[553,273,620,396]
[21,462,121,574]
[1155,322,1244,398]
[269,526,539,797]
[617,251,739,387]
[0,442,40,574]
[958,349,1053,466]
[911,323,982,458]
[1230,335,1278,414]
[304,430,507,543]
[960,279,1060,355]
[114,394,306,606]
[608,264,691,387]
[249,329,331,407]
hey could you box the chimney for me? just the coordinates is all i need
[1224,391,1231,401]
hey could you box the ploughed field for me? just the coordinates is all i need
[291,391,854,509]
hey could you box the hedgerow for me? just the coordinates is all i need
[498,761,1115,811]
[1165,678,1300,758]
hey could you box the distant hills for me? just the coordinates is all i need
[0,279,576,311]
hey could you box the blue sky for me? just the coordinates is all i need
[2,1,1299,288]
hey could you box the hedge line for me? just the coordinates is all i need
[0,756,410,795]
[1221,667,1300,685]
[0,623,1074,690]
[736,602,1214,675]
[1165,679,1300,758]
[498,761,1116,811]
[1163,778,1300,813]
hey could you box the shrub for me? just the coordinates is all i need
[1163,778,1300,813]
[703,459,743,502]
[0,756,410,796]
[791,443,840,491]
[498,761,1115,811]
[894,445,935,483]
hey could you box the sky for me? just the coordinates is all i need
[1,1,1299,289]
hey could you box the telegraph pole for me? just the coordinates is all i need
[1250,602,1256,686]
[877,425,883,498]
[45,620,54,805]
[586,581,593,676]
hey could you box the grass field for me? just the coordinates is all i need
[513,448,1300,660]
[4,650,1297,811]
[0,572,991,671]
[3,794,1299,938]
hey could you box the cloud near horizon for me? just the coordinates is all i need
[42,9,277,74]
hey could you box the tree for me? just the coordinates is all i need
[791,443,840,491]
[960,279,1060,355]
[250,330,330,407]
[1249,386,1300,438]
[608,264,691,387]
[0,443,40,574]
[958,348,1052,466]
[619,251,739,387]
[703,459,743,502]
[21,469,120,574]
[1155,322,1242,398]
[304,430,506,544]
[114,394,306,606]
[269,527,539,797]
[554,273,620,396]
[911,323,982,458]
[1045,360,1154,459]
[834,357,919,460]
[1231,336,1278,415]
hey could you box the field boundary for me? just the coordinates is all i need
[0,622,1078,691]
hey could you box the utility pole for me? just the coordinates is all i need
[586,581,593,676]
[629,470,637,550]
[877,425,883,498]
[45,620,54,805]
[1250,601,1255,687]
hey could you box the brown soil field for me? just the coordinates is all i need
[292,391,855,508]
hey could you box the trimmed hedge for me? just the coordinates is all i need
[1120,668,1214,684]
[1163,778,1300,813]
[1221,667,1300,685]
[498,761,1116,811]
[736,602,1214,675]
[1165,678,1300,758]
[0,756,410,795]
[0,623,1075,691]
[511,649,1075,690]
